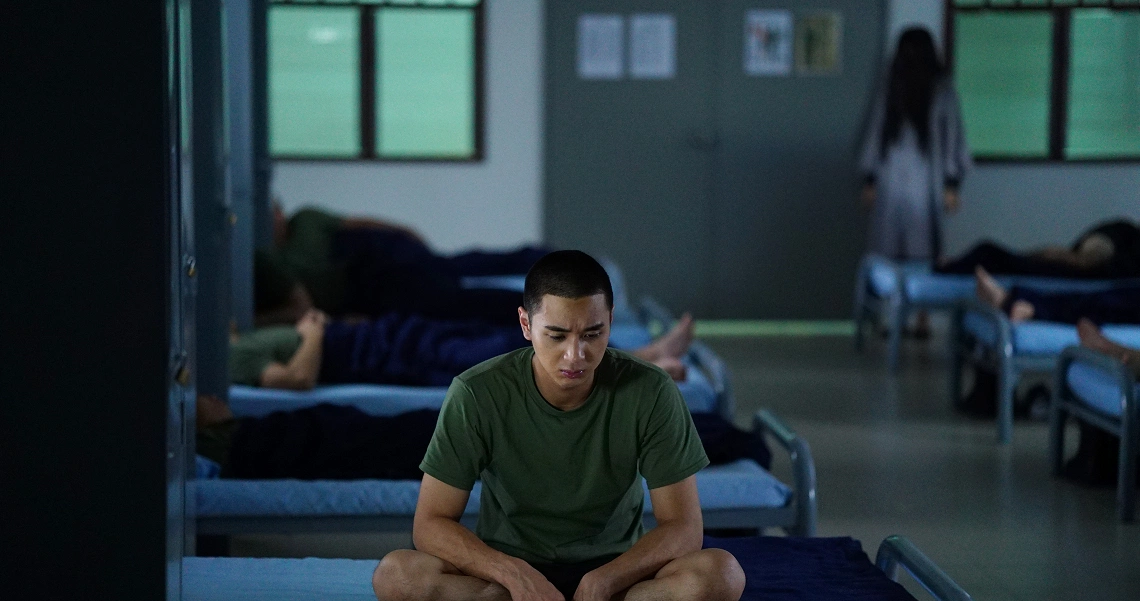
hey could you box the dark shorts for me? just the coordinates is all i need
[529,554,620,600]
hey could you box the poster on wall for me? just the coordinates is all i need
[578,14,625,80]
[795,12,843,76]
[744,9,792,76]
[629,13,676,79]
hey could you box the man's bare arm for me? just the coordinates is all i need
[259,311,326,390]
[577,476,704,600]
[414,474,563,601]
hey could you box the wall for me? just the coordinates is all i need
[887,0,1140,254]
[273,0,544,254]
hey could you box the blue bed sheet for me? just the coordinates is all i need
[194,459,791,518]
[867,257,1136,305]
[962,315,1140,357]
[1066,362,1132,418]
[184,536,914,601]
[705,536,914,601]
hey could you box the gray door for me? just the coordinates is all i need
[545,0,719,315]
[545,1,884,318]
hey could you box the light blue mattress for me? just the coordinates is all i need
[184,557,378,601]
[962,314,1140,357]
[195,459,791,518]
[1066,362,1132,418]
[867,257,1137,305]
[868,259,975,304]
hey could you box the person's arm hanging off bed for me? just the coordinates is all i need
[372,250,745,601]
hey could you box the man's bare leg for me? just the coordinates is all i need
[975,266,1035,322]
[632,313,695,362]
[616,549,745,601]
[1077,318,1140,377]
[974,266,1007,308]
[373,549,511,601]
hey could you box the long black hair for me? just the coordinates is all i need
[881,28,944,157]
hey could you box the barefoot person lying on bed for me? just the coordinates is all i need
[372,251,745,601]
[231,307,696,389]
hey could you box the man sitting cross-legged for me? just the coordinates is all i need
[372,250,745,601]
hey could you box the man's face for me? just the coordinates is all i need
[519,294,612,399]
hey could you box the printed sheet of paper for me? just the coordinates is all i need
[629,14,676,80]
[744,10,793,76]
[796,12,843,76]
[577,14,625,80]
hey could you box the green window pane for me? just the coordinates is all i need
[1067,10,1140,159]
[954,12,1053,157]
[376,9,475,158]
[269,6,360,156]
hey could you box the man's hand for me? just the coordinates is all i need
[860,184,876,211]
[573,569,617,601]
[295,309,328,340]
[502,559,564,601]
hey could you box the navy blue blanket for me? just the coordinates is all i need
[320,315,527,387]
[704,536,916,601]
[333,229,543,323]
[227,406,769,480]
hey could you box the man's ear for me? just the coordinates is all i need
[518,306,532,340]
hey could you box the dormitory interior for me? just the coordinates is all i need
[7,1,1139,600]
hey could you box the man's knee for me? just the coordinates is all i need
[373,549,432,601]
[676,548,746,601]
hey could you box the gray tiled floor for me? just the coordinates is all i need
[229,330,1139,600]
[707,332,1139,601]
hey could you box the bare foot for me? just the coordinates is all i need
[653,357,687,381]
[655,312,694,359]
[1078,318,1116,355]
[974,266,1007,309]
[1009,300,1035,323]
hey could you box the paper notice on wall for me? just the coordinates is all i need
[577,14,625,80]
[744,9,793,76]
[796,12,843,76]
[629,14,676,80]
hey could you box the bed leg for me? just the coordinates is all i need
[854,261,869,352]
[1048,405,1067,478]
[948,305,965,407]
[997,362,1016,445]
[1118,420,1136,522]
[888,298,905,373]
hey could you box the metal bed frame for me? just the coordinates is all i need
[1051,346,1137,522]
[853,254,967,373]
[197,297,818,537]
[875,535,973,601]
[948,299,1057,445]
[196,408,817,537]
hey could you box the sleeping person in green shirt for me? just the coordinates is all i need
[372,251,745,601]
[258,205,549,327]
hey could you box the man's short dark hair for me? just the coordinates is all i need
[523,250,614,315]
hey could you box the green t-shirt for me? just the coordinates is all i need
[272,208,346,313]
[229,326,303,386]
[420,347,709,564]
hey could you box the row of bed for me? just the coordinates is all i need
[187,259,977,600]
[855,253,1138,522]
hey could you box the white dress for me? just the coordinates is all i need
[859,78,972,261]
